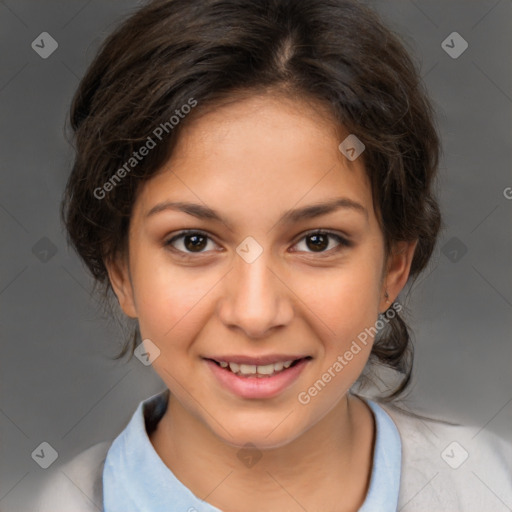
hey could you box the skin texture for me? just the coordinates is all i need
[106,94,417,511]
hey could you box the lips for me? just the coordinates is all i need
[204,356,312,399]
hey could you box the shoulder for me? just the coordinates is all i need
[33,441,111,512]
[380,403,512,511]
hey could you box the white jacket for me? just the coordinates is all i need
[31,395,512,512]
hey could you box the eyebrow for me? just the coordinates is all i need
[145,197,367,227]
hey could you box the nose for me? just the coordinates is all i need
[217,250,294,339]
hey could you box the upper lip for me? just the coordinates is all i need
[205,355,312,365]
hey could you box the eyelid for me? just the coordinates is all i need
[165,229,213,243]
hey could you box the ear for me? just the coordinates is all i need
[380,240,418,312]
[105,254,138,318]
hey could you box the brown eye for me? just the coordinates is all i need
[183,234,207,251]
[165,231,216,254]
[293,230,351,254]
[305,233,329,252]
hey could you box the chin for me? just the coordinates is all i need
[210,418,303,451]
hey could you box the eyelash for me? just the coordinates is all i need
[163,229,351,257]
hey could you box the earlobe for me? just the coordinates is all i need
[381,240,418,311]
[105,255,138,318]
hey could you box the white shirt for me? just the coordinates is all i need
[33,388,512,511]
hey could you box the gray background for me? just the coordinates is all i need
[1,1,511,510]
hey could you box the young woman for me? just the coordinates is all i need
[35,0,511,510]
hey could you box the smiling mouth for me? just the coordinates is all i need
[207,357,312,378]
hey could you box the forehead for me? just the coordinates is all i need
[133,94,375,226]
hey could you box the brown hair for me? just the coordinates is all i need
[62,0,442,400]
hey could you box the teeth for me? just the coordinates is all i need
[239,364,256,375]
[258,362,281,374]
[222,360,296,376]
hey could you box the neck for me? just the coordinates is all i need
[149,393,375,512]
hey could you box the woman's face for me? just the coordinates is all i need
[108,94,415,449]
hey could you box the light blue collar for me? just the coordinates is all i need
[103,390,401,511]
[359,399,402,511]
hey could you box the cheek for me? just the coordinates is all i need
[129,251,215,345]
[293,254,383,340]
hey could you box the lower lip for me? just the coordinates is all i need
[205,358,310,399]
